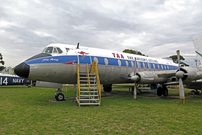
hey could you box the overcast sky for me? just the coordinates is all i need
[1,0,202,67]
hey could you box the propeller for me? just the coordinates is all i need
[133,58,138,99]
[176,50,185,103]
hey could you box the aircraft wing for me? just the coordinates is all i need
[130,70,177,84]
[157,70,176,78]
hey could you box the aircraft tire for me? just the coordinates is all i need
[157,87,163,96]
[103,86,112,92]
[163,88,168,96]
[55,93,65,101]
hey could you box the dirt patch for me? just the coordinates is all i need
[48,90,189,102]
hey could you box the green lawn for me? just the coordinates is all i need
[0,85,202,134]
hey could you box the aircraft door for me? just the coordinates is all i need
[77,54,92,73]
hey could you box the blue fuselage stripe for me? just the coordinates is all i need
[25,55,178,70]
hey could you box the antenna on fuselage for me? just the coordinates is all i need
[76,43,79,49]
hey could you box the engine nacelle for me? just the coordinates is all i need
[131,71,168,84]
[177,67,202,82]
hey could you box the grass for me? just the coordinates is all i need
[0,85,202,134]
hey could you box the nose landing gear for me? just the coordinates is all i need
[54,89,65,101]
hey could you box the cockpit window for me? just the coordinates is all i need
[44,47,53,54]
[42,48,47,53]
[42,47,63,54]
[57,47,63,54]
[53,48,57,53]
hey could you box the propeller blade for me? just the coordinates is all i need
[134,82,137,99]
[177,50,185,103]
[179,78,185,103]
[134,58,137,99]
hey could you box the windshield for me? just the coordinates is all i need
[42,47,63,54]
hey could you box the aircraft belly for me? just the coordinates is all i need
[98,66,134,84]
[29,64,77,84]
[28,63,154,85]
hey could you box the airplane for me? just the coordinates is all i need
[13,35,202,103]
[0,73,31,86]
[156,35,202,97]
[184,35,202,92]
[14,43,185,101]
[193,34,202,67]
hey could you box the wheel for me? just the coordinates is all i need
[103,85,112,92]
[157,87,163,96]
[55,93,65,101]
[163,88,168,96]
[194,90,200,95]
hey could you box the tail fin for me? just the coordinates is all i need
[193,35,202,66]
[0,67,13,74]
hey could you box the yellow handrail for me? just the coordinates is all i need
[77,59,80,106]
[92,61,101,105]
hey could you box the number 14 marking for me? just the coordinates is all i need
[0,77,8,85]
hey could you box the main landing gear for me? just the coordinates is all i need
[157,85,168,96]
[54,89,65,101]
[103,84,112,92]
[191,89,200,95]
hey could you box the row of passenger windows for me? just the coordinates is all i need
[94,57,174,70]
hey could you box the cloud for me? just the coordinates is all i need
[0,0,202,67]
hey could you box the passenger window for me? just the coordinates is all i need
[57,48,63,54]
[94,57,99,64]
[104,58,109,65]
[137,61,141,68]
[167,66,169,70]
[148,63,151,69]
[153,63,156,69]
[118,59,122,66]
[143,62,146,68]
[45,47,53,54]
[126,60,129,67]
[157,64,160,69]
[131,61,134,67]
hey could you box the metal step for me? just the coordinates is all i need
[79,103,100,106]
[80,95,98,97]
[80,79,96,82]
[79,72,95,75]
[80,77,96,79]
[80,80,96,83]
[79,99,99,101]
[80,91,98,93]
[80,84,97,86]
[80,87,97,89]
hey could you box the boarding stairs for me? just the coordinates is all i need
[76,60,101,106]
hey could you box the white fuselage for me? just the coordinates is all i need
[17,43,178,85]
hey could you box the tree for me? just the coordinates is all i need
[123,49,146,56]
[0,53,5,71]
[169,55,189,66]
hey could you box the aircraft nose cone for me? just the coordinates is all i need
[14,62,30,78]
